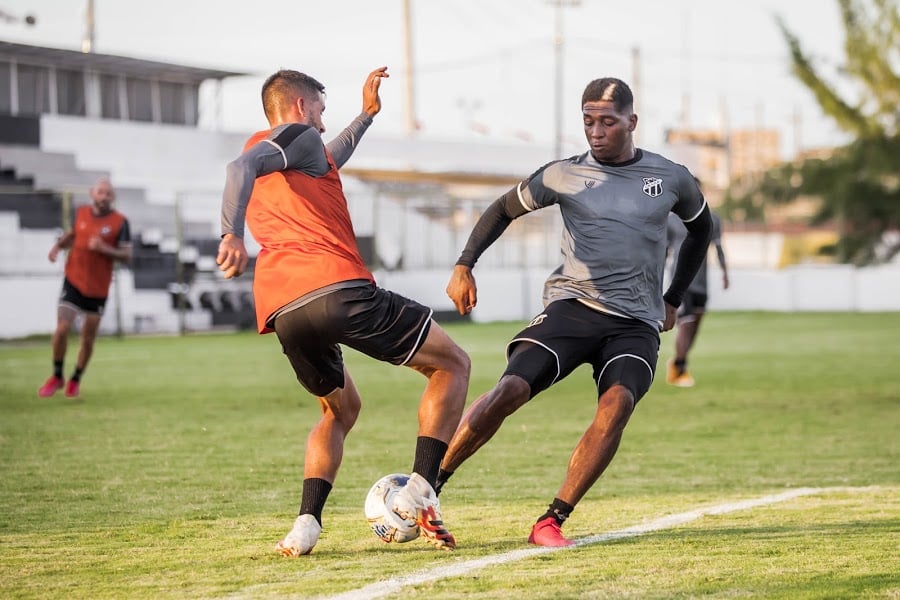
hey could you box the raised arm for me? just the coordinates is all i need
[326,66,388,169]
[326,114,373,169]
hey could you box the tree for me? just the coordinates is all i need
[725,0,900,264]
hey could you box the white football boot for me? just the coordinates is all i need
[275,514,322,557]
[395,472,456,550]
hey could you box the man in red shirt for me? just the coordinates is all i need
[217,67,470,556]
[38,177,132,399]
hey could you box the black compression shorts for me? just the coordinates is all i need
[503,299,659,401]
[273,283,433,397]
[677,291,708,319]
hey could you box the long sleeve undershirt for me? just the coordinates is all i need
[220,113,373,239]
[456,184,713,309]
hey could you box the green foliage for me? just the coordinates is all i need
[1,315,898,598]
[728,0,900,264]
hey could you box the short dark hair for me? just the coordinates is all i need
[261,70,326,122]
[581,78,633,112]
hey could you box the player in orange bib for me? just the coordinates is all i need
[217,67,469,555]
[38,177,132,399]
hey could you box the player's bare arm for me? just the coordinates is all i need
[446,265,478,315]
[716,243,730,289]
[48,231,75,262]
[88,236,132,263]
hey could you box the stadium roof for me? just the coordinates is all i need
[0,40,247,83]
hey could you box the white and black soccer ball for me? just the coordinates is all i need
[364,473,421,543]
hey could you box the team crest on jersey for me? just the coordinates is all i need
[584,179,595,189]
[101,226,111,235]
[529,313,548,327]
[642,177,663,197]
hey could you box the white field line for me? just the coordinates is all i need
[322,487,852,600]
[224,486,868,600]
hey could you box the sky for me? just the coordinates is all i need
[0,0,851,159]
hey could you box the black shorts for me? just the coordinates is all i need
[273,283,433,397]
[504,299,660,402]
[677,291,708,319]
[60,278,107,315]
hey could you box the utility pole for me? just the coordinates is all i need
[401,0,418,136]
[631,46,641,147]
[82,0,95,53]
[679,5,691,128]
[548,0,581,158]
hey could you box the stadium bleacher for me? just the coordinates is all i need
[0,152,254,335]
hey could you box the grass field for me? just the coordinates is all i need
[1,312,898,599]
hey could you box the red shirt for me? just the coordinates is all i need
[244,130,374,333]
[65,205,129,298]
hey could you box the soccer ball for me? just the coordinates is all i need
[364,473,421,543]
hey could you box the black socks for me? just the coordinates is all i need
[434,468,454,496]
[299,478,332,526]
[539,498,575,526]
[412,436,448,490]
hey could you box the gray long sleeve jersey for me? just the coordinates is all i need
[220,113,373,239]
[457,149,712,331]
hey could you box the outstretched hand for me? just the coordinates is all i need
[446,265,478,315]
[217,234,249,279]
[362,66,389,117]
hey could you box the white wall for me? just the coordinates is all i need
[0,275,61,339]
[0,269,212,340]
[6,263,897,339]
[379,263,900,325]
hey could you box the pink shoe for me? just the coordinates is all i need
[65,379,80,398]
[38,376,65,398]
[528,516,574,547]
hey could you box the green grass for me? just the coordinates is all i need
[1,312,898,599]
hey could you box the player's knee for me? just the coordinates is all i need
[599,384,635,416]
[320,389,361,429]
[433,323,471,377]
[487,375,531,416]
[448,343,471,379]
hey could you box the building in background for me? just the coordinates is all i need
[664,126,782,209]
